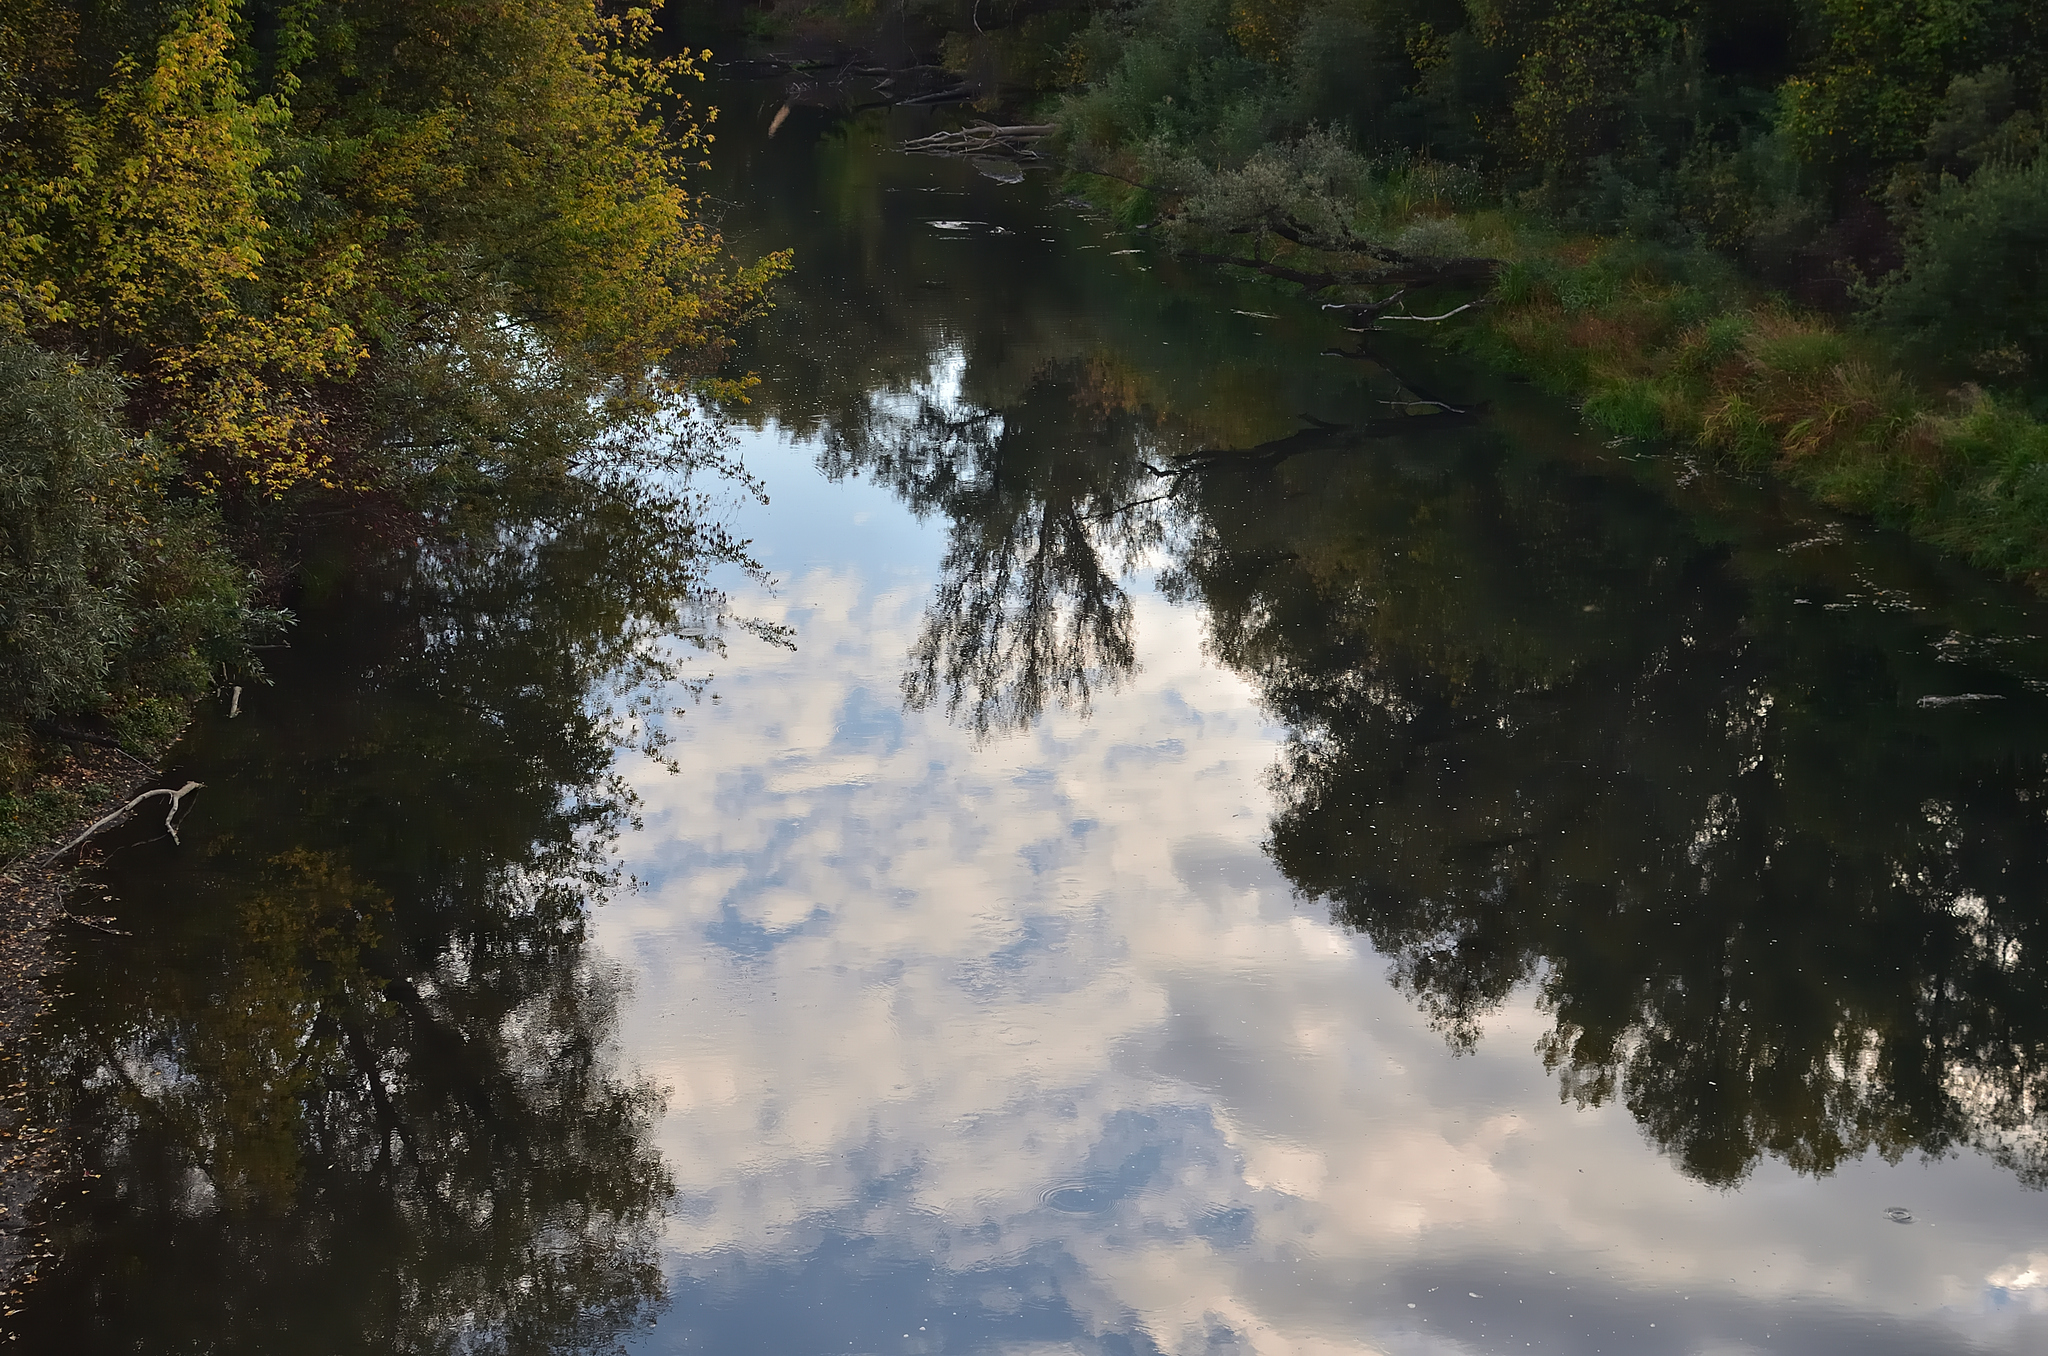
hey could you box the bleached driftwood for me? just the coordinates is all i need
[1376,300,1488,324]
[45,781,205,862]
[901,124,1055,161]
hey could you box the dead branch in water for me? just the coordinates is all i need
[1375,300,1490,324]
[901,124,1055,161]
[1181,250,1498,296]
[45,781,205,863]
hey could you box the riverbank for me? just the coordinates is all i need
[1463,239,2048,585]
[703,28,2048,585]
[1051,164,2048,586]
[702,0,2048,587]
[0,744,158,1308]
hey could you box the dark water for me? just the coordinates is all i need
[13,88,2048,1354]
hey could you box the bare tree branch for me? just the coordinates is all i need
[45,781,205,862]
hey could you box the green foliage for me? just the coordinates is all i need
[0,1,787,810]
[1914,389,2048,572]
[1508,0,1691,169]
[1157,125,1370,241]
[0,343,135,734]
[0,337,264,765]
[1873,149,2048,385]
[0,0,788,494]
[1046,0,2048,313]
[1022,0,2048,573]
[1779,0,2041,174]
[1581,377,1671,439]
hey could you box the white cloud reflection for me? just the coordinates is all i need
[597,437,2048,1356]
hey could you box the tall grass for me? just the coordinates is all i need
[1462,234,2048,580]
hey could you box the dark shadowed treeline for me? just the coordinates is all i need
[1169,431,2048,1189]
[891,349,2048,1191]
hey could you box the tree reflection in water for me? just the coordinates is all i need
[13,467,757,1352]
[817,356,1187,740]
[1180,429,2048,1189]
[829,331,2048,1192]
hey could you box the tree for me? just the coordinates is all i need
[1779,0,2046,178]
[1874,149,2048,386]
[0,338,261,766]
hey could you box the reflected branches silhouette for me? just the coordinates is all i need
[1167,430,2048,1189]
[818,357,1185,740]
[8,460,767,1351]
[712,95,2048,1192]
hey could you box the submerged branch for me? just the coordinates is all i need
[1376,301,1490,324]
[1085,489,1181,520]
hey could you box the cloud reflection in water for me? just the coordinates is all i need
[598,435,2048,1356]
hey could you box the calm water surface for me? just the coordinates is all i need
[16,89,2048,1354]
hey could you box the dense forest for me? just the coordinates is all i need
[0,0,784,839]
[701,0,2048,573]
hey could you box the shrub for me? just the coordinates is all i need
[1873,151,2048,393]
[0,338,264,767]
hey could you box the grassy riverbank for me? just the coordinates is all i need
[1470,242,2048,581]
[1075,167,2048,579]
[1054,149,2048,579]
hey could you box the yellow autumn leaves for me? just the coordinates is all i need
[0,0,787,497]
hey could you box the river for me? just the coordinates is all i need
[11,83,2048,1355]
